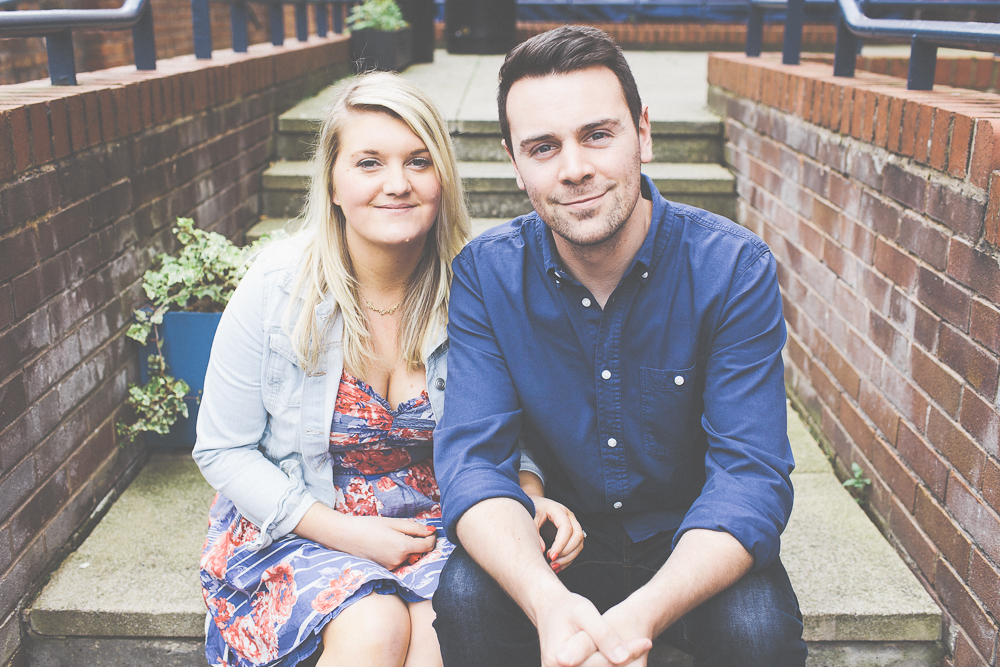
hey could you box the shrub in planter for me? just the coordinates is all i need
[348,0,412,72]
[117,218,283,446]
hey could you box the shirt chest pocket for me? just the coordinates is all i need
[640,366,698,458]
[266,335,303,408]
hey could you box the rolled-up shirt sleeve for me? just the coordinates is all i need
[673,250,794,570]
[435,250,534,543]
[193,260,317,549]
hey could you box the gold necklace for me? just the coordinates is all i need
[364,299,401,316]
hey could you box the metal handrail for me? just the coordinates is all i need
[747,0,1000,90]
[192,0,352,59]
[0,0,155,84]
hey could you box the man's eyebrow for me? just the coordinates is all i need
[517,117,625,153]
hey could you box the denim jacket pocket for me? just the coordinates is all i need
[266,334,303,407]
[640,365,696,457]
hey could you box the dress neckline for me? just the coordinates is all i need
[340,369,428,414]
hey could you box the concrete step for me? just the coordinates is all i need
[261,160,737,221]
[276,118,724,164]
[23,407,941,667]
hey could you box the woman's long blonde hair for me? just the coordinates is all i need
[286,72,471,376]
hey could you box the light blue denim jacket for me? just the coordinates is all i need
[193,241,541,550]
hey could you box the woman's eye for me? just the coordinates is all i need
[358,159,380,169]
[410,157,432,168]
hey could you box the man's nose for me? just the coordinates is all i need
[558,143,596,185]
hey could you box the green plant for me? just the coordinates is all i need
[346,0,408,31]
[116,218,283,443]
[842,462,871,504]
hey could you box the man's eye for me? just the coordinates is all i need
[589,131,611,142]
[533,144,555,156]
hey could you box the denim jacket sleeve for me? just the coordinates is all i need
[193,255,317,550]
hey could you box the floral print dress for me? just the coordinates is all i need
[200,370,454,667]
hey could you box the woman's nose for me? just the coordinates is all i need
[382,164,412,196]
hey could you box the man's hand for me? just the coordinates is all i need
[536,591,652,667]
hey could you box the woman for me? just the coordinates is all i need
[193,73,583,667]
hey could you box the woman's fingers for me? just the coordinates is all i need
[387,518,438,538]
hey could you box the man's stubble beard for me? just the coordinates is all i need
[526,152,643,252]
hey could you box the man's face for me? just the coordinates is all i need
[504,67,652,248]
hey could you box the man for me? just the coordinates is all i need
[432,26,806,667]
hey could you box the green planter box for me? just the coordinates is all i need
[351,26,413,72]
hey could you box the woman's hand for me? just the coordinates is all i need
[341,516,437,570]
[294,503,436,570]
[530,496,585,572]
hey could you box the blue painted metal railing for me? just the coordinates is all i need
[0,0,155,85]
[191,0,354,59]
[747,0,1000,90]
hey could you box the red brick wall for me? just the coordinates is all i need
[0,36,350,667]
[0,0,349,85]
[709,52,1000,667]
[805,53,1000,93]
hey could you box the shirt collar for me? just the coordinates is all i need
[538,174,669,285]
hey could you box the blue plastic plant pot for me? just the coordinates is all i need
[139,310,224,448]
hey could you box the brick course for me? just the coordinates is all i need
[0,35,350,667]
[712,52,1000,666]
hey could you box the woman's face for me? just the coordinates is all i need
[331,111,442,255]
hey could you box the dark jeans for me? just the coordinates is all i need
[433,514,807,667]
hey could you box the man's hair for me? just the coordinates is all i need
[497,25,643,151]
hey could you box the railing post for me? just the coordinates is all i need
[782,0,805,65]
[333,1,344,34]
[832,14,858,76]
[908,36,937,90]
[230,0,249,52]
[270,3,285,45]
[294,1,308,41]
[45,30,77,85]
[191,0,212,58]
[315,2,328,37]
[131,0,157,69]
[746,2,764,57]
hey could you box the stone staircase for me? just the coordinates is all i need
[21,52,945,667]
[21,405,943,666]
[248,50,737,243]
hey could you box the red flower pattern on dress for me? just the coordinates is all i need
[340,448,413,475]
[336,476,383,516]
[376,476,398,492]
[335,381,394,431]
[202,531,233,579]
[414,506,441,520]
[220,613,279,665]
[252,563,298,626]
[404,459,440,502]
[311,568,365,614]
[230,517,260,546]
[208,596,237,625]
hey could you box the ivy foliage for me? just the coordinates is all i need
[347,0,408,31]
[117,218,285,443]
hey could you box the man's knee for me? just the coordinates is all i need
[685,559,806,666]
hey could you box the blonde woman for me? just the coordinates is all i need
[193,73,583,667]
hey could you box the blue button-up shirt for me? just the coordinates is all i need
[435,176,794,569]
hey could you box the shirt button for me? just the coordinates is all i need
[642,271,649,279]
[674,375,685,386]
[607,438,617,448]
[601,369,612,380]
[613,501,623,509]
[434,378,446,390]
[582,298,592,308]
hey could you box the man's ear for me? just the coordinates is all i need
[638,106,653,165]
[502,139,527,192]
